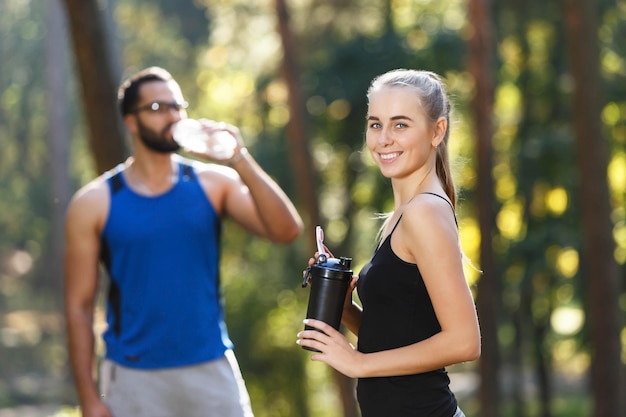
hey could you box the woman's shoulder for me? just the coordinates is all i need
[400,193,457,237]
[406,192,453,220]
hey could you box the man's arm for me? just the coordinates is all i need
[64,183,112,417]
[199,149,303,243]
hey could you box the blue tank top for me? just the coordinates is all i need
[100,161,233,369]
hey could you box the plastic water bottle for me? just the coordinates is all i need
[172,119,237,159]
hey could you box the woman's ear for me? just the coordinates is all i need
[431,117,447,148]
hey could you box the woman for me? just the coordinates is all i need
[297,69,481,417]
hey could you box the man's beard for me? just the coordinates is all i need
[136,118,180,154]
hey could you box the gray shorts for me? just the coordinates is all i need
[100,350,254,417]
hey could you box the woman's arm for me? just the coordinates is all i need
[297,196,480,378]
[341,276,362,336]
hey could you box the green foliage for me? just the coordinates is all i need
[0,0,73,406]
[218,223,310,417]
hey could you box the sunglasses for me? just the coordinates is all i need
[132,101,189,114]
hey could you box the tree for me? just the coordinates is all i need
[468,0,500,416]
[274,2,359,415]
[61,0,127,173]
[274,0,321,234]
[563,0,624,416]
[45,0,71,304]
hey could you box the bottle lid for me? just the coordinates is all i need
[311,256,352,280]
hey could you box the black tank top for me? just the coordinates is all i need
[355,193,458,417]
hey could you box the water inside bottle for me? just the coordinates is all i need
[209,131,237,159]
[172,119,237,159]
[172,119,208,153]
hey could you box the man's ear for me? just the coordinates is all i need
[431,117,447,148]
[124,114,137,135]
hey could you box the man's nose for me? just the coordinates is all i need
[168,106,185,122]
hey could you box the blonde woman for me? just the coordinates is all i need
[297,69,480,417]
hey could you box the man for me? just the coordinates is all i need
[64,66,303,417]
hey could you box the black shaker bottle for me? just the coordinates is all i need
[301,252,353,352]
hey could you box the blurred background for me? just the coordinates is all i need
[0,0,624,416]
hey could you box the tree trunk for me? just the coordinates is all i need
[512,289,529,417]
[45,0,71,307]
[61,0,127,173]
[468,0,501,416]
[274,3,358,417]
[563,1,624,416]
[274,0,320,237]
[533,307,552,417]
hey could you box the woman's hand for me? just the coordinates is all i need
[302,248,333,287]
[303,248,361,330]
[296,318,365,378]
[307,246,333,265]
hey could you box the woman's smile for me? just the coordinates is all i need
[378,151,402,162]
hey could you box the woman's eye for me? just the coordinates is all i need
[370,122,382,129]
[396,122,408,129]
